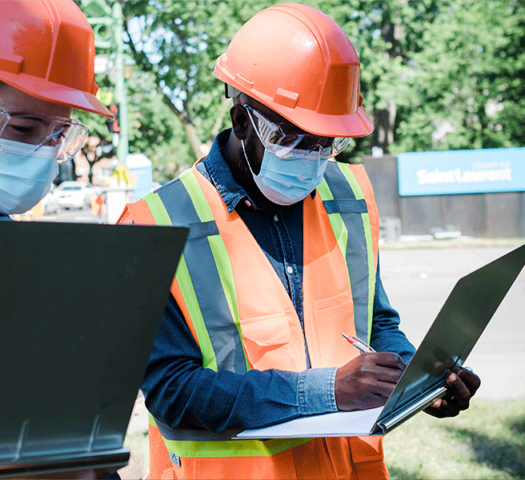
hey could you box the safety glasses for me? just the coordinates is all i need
[244,104,350,160]
[0,107,88,162]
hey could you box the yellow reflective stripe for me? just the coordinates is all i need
[164,437,312,458]
[337,164,376,341]
[181,170,249,371]
[143,192,172,226]
[149,413,156,427]
[317,179,349,261]
[150,402,311,458]
[180,170,214,222]
[149,413,311,458]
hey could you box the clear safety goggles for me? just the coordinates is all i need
[0,107,88,162]
[244,104,350,160]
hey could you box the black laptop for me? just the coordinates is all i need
[0,221,188,478]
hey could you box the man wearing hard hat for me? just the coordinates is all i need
[0,0,112,220]
[120,4,480,479]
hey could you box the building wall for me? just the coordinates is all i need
[361,156,525,238]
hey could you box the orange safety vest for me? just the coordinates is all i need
[119,160,385,480]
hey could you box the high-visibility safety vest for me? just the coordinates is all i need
[119,160,385,480]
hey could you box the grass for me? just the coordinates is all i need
[122,398,525,480]
[122,429,149,480]
[384,399,525,479]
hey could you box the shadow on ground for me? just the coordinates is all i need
[449,422,525,479]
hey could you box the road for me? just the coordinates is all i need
[379,245,525,400]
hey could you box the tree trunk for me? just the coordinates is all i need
[372,99,396,154]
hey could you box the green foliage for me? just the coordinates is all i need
[126,70,194,181]
[121,0,269,156]
[73,67,110,135]
[79,0,525,179]
[392,0,525,154]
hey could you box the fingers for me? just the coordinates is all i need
[424,367,481,418]
[446,372,471,410]
[373,351,407,371]
[456,367,481,395]
[424,396,459,418]
[364,353,405,384]
[335,352,405,411]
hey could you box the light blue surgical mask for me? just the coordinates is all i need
[0,138,59,215]
[242,140,329,206]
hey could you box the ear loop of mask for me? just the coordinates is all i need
[241,139,258,178]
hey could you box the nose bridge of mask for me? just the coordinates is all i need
[0,137,58,159]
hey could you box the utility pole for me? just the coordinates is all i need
[81,0,129,166]
[112,1,129,167]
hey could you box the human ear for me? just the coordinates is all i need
[230,105,250,140]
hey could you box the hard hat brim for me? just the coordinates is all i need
[0,72,114,118]
[284,105,374,138]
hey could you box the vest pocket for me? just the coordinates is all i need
[310,290,356,368]
[241,313,291,370]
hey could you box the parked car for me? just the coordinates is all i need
[41,185,61,215]
[55,181,93,210]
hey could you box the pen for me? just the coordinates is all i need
[342,333,376,353]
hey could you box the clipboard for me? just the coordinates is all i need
[0,221,188,478]
[235,243,525,439]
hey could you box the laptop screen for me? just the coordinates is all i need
[0,221,187,477]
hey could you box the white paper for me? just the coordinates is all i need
[235,407,383,439]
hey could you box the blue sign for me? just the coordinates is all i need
[398,148,525,196]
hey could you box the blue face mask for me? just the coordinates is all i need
[0,138,59,215]
[242,140,329,206]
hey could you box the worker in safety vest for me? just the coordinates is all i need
[119,4,481,479]
[0,0,112,221]
[0,1,120,479]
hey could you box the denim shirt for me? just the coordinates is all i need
[141,129,415,433]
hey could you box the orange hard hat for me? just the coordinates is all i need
[0,0,112,118]
[214,3,373,138]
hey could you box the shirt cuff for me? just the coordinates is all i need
[297,367,338,415]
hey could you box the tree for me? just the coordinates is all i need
[79,0,524,174]
[121,0,266,159]
[120,0,435,161]
[392,0,525,153]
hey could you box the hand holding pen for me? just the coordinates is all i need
[335,333,404,411]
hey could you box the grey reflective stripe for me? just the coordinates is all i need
[156,179,248,374]
[323,163,371,342]
[187,221,220,240]
[323,199,368,215]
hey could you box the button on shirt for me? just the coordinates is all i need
[141,129,416,433]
